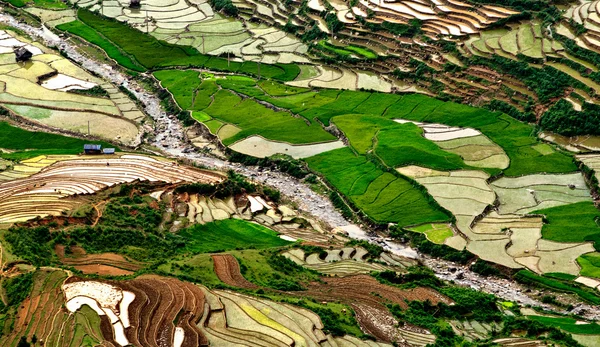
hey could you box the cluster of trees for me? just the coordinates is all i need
[209,0,238,16]
[357,17,422,38]
[176,170,280,202]
[4,226,53,266]
[470,56,588,103]
[69,85,109,98]
[540,99,600,136]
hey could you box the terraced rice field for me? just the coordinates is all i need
[491,173,590,215]
[450,320,503,342]
[0,30,143,144]
[53,275,405,347]
[395,119,509,169]
[464,21,564,60]
[0,269,106,347]
[210,253,446,343]
[565,0,600,55]
[282,247,415,276]
[56,245,144,276]
[398,166,496,251]
[398,164,599,275]
[0,154,223,224]
[306,148,451,226]
[64,0,310,66]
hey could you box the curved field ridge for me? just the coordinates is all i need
[207,251,445,343]
[0,154,224,223]
[66,0,311,65]
[399,166,495,251]
[401,166,595,275]
[282,247,416,276]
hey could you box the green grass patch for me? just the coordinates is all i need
[258,80,310,96]
[0,121,116,160]
[203,119,223,134]
[201,88,335,145]
[56,20,144,72]
[192,111,211,122]
[577,253,600,278]
[178,219,292,254]
[534,201,600,247]
[408,223,454,244]
[318,40,377,59]
[527,316,600,335]
[306,147,450,226]
[332,114,474,171]
[382,94,576,176]
[154,70,202,109]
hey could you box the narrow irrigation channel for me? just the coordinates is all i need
[3,13,600,319]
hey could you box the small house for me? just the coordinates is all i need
[14,47,32,62]
[103,148,116,155]
[129,0,141,8]
[84,144,102,155]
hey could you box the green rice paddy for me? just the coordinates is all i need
[178,219,292,254]
[305,147,451,226]
[0,121,116,160]
[534,201,600,247]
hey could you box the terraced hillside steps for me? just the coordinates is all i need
[282,247,416,276]
[0,154,224,224]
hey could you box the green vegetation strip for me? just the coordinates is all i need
[56,20,144,72]
[534,201,600,249]
[210,80,575,176]
[178,219,292,253]
[527,316,600,335]
[514,270,600,305]
[0,121,116,160]
[59,10,299,80]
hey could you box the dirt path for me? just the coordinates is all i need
[3,13,600,321]
[91,201,106,227]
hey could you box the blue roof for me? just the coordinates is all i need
[103,148,115,154]
[84,144,102,150]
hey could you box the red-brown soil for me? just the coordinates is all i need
[73,264,134,276]
[55,245,144,273]
[212,254,258,289]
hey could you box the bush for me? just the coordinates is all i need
[4,226,52,266]
[4,272,34,308]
